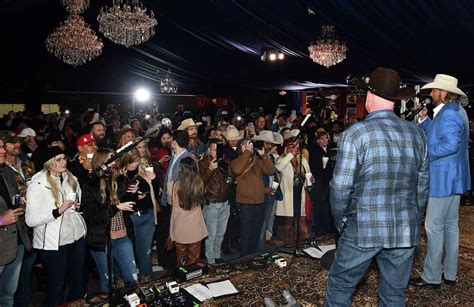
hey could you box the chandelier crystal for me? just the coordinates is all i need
[98,0,157,47]
[46,15,103,66]
[62,0,89,14]
[160,70,178,94]
[308,25,347,68]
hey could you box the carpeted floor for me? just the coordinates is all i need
[197,205,474,306]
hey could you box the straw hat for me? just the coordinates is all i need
[421,74,466,96]
[222,125,244,141]
[177,118,202,131]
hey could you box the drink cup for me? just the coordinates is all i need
[66,193,77,212]
[145,166,154,173]
[322,157,329,169]
[271,181,279,191]
[86,153,94,159]
[305,173,313,186]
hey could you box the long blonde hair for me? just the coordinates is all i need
[92,149,119,206]
[43,158,78,208]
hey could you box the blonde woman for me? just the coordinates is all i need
[82,149,138,298]
[117,148,155,282]
[25,147,86,306]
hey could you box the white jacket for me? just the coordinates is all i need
[275,153,311,217]
[26,171,86,250]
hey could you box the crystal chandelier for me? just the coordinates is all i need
[160,70,178,94]
[46,15,103,66]
[62,0,89,14]
[98,0,157,47]
[308,25,348,68]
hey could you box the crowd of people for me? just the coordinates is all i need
[0,68,472,306]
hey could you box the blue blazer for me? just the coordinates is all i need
[418,102,471,197]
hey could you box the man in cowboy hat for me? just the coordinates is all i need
[221,125,244,255]
[410,74,471,288]
[231,132,276,256]
[324,67,429,306]
[253,131,284,250]
[178,118,207,159]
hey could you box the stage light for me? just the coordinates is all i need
[134,88,150,102]
[278,52,285,60]
[269,52,277,61]
[261,49,285,62]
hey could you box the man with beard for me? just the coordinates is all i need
[18,128,38,158]
[68,134,98,187]
[106,116,122,148]
[90,122,111,149]
[0,136,32,307]
[177,118,207,159]
[410,74,471,288]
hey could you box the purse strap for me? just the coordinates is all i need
[234,157,256,184]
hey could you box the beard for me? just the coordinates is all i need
[190,133,198,139]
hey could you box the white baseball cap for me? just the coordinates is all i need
[18,127,36,138]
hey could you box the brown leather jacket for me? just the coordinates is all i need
[199,155,231,203]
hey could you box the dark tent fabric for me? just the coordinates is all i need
[1,0,474,95]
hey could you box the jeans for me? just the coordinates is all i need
[422,195,460,283]
[203,201,230,264]
[239,203,265,256]
[257,195,275,251]
[0,245,25,307]
[39,238,86,306]
[14,248,36,307]
[324,217,415,307]
[90,236,138,293]
[130,211,155,276]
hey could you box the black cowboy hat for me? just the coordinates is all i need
[353,67,415,101]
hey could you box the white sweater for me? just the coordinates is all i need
[26,171,86,250]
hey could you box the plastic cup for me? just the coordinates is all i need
[322,157,329,169]
[145,166,154,173]
[271,181,279,190]
[86,153,94,159]
[66,193,77,213]
[305,173,313,186]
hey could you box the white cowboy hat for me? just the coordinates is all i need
[289,129,300,139]
[252,130,279,144]
[222,125,244,141]
[273,132,283,145]
[421,74,466,96]
[177,118,202,131]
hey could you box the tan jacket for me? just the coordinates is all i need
[231,151,276,204]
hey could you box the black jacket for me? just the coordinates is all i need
[81,175,133,251]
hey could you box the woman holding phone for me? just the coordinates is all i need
[117,148,155,282]
[25,146,86,306]
[82,149,138,299]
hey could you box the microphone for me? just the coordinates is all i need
[405,97,431,122]
[300,113,312,127]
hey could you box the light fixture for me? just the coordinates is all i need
[308,25,347,68]
[261,49,285,62]
[132,88,151,115]
[46,15,103,66]
[160,69,178,94]
[98,0,157,47]
[134,88,151,102]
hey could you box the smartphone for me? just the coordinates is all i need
[145,114,151,120]
[291,110,297,117]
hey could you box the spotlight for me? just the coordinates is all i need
[261,49,285,62]
[134,88,151,102]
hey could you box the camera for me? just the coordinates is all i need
[253,140,264,150]
[215,142,228,170]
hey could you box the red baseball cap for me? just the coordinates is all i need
[77,134,96,147]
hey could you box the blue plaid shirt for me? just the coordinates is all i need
[330,110,429,248]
